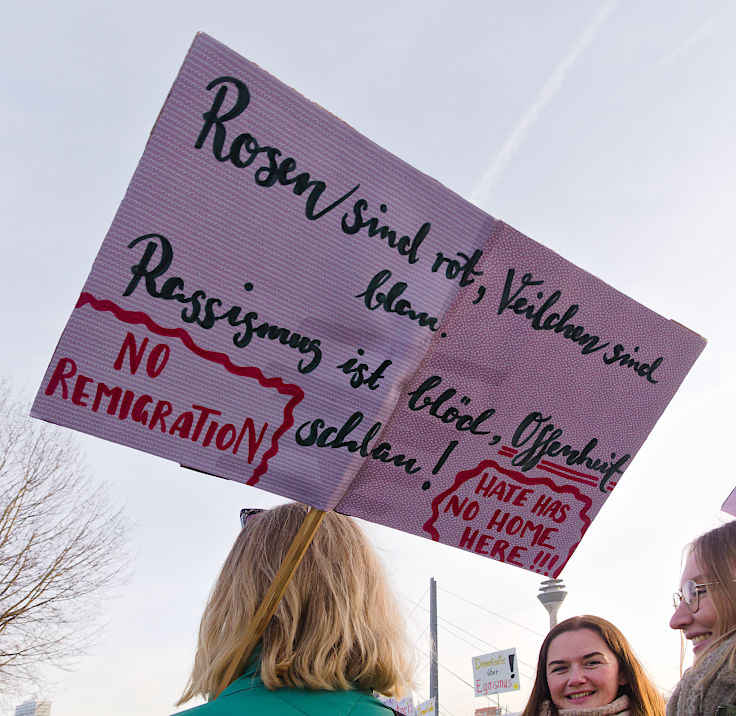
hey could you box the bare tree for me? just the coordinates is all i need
[0,379,130,696]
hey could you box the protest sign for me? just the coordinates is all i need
[417,697,436,715]
[722,486,736,517]
[472,648,520,697]
[378,695,416,715]
[32,33,706,577]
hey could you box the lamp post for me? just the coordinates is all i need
[537,578,567,630]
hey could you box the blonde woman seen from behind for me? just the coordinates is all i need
[668,520,736,715]
[175,503,414,715]
[521,615,665,716]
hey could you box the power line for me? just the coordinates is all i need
[403,584,430,620]
[438,586,546,637]
[411,642,485,716]
[401,589,534,714]
[413,624,429,646]
[437,618,537,680]
[437,615,537,672]
[401,591,538,672]
[413,629,528,714]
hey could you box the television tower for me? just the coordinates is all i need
[537,578,567,630]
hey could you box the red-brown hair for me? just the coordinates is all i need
[521,615,664,716]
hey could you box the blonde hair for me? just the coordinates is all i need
[178,503,413,704]
[688,521,736,681]
[520,615,665,716]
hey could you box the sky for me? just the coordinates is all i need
[2,1,736,714]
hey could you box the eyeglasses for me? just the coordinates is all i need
[672,580,714,613]
[672,578,736,613]
[240,508,264,529]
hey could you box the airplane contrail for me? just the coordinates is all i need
[469,0,618,208]
[571,1,736,130]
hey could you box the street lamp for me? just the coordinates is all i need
[537,578,567,630]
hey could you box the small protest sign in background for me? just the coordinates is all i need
[378,695,417,716]
[472,648,520,697]
[417,697,436,715]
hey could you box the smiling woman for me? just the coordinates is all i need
[667,521,736,716]
[545,628,625,710]
[520,615,665,716]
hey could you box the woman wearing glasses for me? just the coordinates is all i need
[520,615,665,716]
[668,520,736,715]
[174,503,414,714]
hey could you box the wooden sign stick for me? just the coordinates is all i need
[215,506,327,698]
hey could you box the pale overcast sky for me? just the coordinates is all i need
[2,2,736,714]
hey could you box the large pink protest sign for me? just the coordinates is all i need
[32,33,705,576]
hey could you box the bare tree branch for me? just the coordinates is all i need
[0,378,131,698]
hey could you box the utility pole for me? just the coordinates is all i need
[429,577,438,711]
[537,578,567,630]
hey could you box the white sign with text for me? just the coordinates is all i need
[417,697,436,715]
[472,647,520,697]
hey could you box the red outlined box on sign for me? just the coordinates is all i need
[424,459,593,578]
[36,293,304,485]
